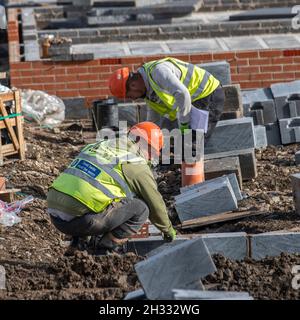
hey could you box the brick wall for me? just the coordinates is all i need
[8,50,300,108]
[7,7,300,109]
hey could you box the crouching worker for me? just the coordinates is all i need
[47,121,176,255]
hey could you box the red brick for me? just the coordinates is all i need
[32,61,55,69]
[77,74,99,81]
[212,52,235,60]
[171,54,190,61]
[120,57,145,64]
[231,74,250,82]
[283,49,300,56]
[66,66,89,74]
[230,59,249,66]
[261,80,283,87]
[283,65,300,72]
[88,66,111,73]
[100,58,121,65]
[109,65,124,72]
[66,82,83,90]
[44,84,66,91]
[10,62,32,70]
[190,53,213,63]
[294,57,300,63]
[56,90,80,98]
[32,76,56,84]
[235,51,259,59]
[273,72,295,80]
[260,65,282,72]
[272,57,294,64]
[55,75,78,82]
[239,81,262,89]
[79,88,104,97]
[259,50,283,58]
[250,73,273,81]
[88,80,107,88]
[238,66,260,73]
[11,77,33,85]
[10,70,21,77]
[249,58,272,66]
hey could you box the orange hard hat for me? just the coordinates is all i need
[129,121,164,155]
[108,67,130,99]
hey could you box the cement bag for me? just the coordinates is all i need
[21,89,65,127]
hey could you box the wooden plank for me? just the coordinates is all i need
[0,188,21,203]
[1,143,18,155]
[0,118,17,129]
[0,100,19,151]
[0,92,14,103]
[180,210,268,229]
[14,91,25,160]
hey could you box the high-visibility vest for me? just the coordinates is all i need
[51,138,147,213]
[143,57,220,121]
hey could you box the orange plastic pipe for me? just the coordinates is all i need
[181,160,205,187]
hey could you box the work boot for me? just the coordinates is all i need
[64,236,91,256]
[88,234,128,255]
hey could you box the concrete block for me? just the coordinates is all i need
[134,238,216,300]
[265,122,282,146]
[175,177,238,222]
[271,80,300,119]
[172,289,253,300]
[63,98,90,119]
[204,118,255,155]
[200,232,247,261]
[249,101,277,125]
[180,173,242,201]
[205,148,257,181]
[124,289,146,300]
[254,125,267,149]
[199,61,231,86]
[291,173,300,215]
[251,232,300,259]
[72,53,94,60]
[242,88,274,117]
[204,156,242,188]
[51,54,73,61]
[220,110,242,120]
[222,84,243,113]
[295,151,300,166]
[279,117,300,144]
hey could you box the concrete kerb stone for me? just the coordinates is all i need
[265,122,282,146]
[134,238,216,300]
[172,289,253,300]
[175,177,238,222]
[129,232,248,261]
[204,117,255,155]
[179,173,242,201]
[279,117,300,144]
[291,173,300,215]
[204,148,257,181]
[295,151,300,166]
[250,231,300,260]
[254,125,267,149]
[204,157,243,188]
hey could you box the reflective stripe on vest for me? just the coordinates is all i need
[64,167,116,199]
[191,71,210,100]
[77,152,134,199]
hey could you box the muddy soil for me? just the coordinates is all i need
[0,124,299,299]
[204,253,300,300]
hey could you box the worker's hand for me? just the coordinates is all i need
[179,122,191,135]
[163,227,177,242]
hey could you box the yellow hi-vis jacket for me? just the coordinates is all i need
[143,57,220,121]
[51,138,147,213]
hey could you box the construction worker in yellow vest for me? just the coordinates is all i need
[108,57,225,139]
[47,122,176,255]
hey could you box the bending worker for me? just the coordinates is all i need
[108,57,225,139]
[47,122,176,254]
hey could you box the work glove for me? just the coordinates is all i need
[163,227,177,242]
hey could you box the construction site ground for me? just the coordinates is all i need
[0,123,299,300]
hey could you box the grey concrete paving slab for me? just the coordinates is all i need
[204,118,255,154]
[134,238,216,300]
[265,122,282,146]
[199,60,231,85]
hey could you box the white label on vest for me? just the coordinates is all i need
[72,159,101,179]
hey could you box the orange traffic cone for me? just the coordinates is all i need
[181,160,205,187]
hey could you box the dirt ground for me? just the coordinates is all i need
[0,123,300,300]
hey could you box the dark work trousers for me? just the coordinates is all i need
[192,85,225,144]
[50,198,149,239]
